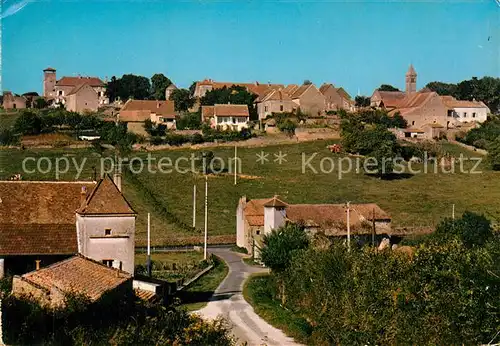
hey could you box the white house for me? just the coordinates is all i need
[441,96,490,123]
[202,104,250,131]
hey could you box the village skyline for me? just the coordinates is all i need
[2,0,498,95]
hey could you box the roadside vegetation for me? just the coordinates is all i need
[247,214,500,345]
[134,251,206,281]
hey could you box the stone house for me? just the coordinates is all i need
[2,91,26,110]
[12,255,132,309]
[201,104,250,131]
[43,67,108,111]
[319,83,355,112]
[165,84,178,101]
[65,83,100,113]
[236,196,391,256]
[118,99,177,135]
[441,96,490,123]
[255,89,295,120]
[0,174,137,279]
[289,83,326,116]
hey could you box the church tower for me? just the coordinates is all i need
[405,64,417,95]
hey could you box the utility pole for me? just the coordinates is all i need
[204,175,208,260]
[147,213,151,277]
[452,204,455,220]
[234,145,238,185]
[192,185,197,228]
[346,202,351,252]
[372,208,376,247]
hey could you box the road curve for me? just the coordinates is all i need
[196,248,302,346]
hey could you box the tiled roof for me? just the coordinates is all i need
[400,91,435,108]
[135,289,157,302]
[213,104,249,117]
[56,76,104,87]
[375,91,406,108]
[290,84,312,99]
[196,80,284,97]
[20,255,131,301]
[0,181,96,224]
[263,196,288,208]
[283,84,299,96]
[0,223,77,255]
[201,106,215,119]
[67,82,96,96]
[119,100,176,121]
[256,89,292,103]
[77,175,136,215]
[441,95,489,109]
[319,83,334,94]
[335,87,353,101]
[243,197,390,231]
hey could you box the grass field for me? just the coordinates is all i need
[1,140,499,246]
[134,250,205,281]
[0,110,20,130]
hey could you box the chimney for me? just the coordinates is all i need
[35,260,41,271]
[157,101,160,109]
[80,186,87,205]
[113,172,122,192]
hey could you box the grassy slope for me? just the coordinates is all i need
[180,255,229,311]
[0,111,20,130]
[243,274,312,344]
[0,141,499,245]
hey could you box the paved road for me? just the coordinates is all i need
[196,249,302,346]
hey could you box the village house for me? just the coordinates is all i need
[201,104,250,130]
[12,255,133,308]
[193,79,284,99]
[43,67,108,112]
[118,99,177,135]
[319,83,355,112]
[255,89,295,120]
[441,95,490,123]
[1,91,27,110]
[165,83,178,100]
[288,83,326,116]
[0,174,136,279]
[236,196,392,256]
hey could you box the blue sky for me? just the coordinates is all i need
[2,0,499,96]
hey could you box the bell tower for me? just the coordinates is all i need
[405,64,417,95]
[43,67,57,97]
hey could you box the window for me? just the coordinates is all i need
[105,228,112,236]
[463,112,467,118]
[412,121,415,126]
[232,117,236,124]
[13,104,17,109]
[98,91,102,97]
[58,90,63,96]
[472,112,476,118]
[102,259,113,267]
[256,230,261,235]
[280,105,284,111]
[264,106,268,112]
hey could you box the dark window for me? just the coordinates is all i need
[256,230,261,235]
[98,92,102,97]
[105,228,111,236]
[13,104,17,109]
[102,259,113,267]
[280,105,284,111]
[58,90,63,96]
[412,121,415,126]
[472,112,476,118]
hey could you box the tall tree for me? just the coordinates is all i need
[106,74,152,101]
[151,73,172,100]
[378,84,400,92]
[355,95,371,107]
[169,88,195,112]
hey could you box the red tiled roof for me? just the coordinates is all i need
[0,181,96,224]
[119,100,176,121]
[213,104,249,117]
[0,223,77,255]
[290,84,312,99]
[196,80,284,97]
[375,91,406,108]
[20,255,131,301]
[67,82,97,96]
[256,89,292,103]
[56,76,104,87]
[201,106,215,119]
[77,175,136,215]
[135,289,157,302]
[441,95,489,109]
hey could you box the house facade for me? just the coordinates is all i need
[289,83,326,116]
[65,83,100,113]
[2,92,26,110]
[118,99,177,135]
[441,96,490,123]
[201,104,250,130]
[236,196,391,256]
[319,84,355,112]
[255,89,295,120]
[0,175,136,279]
[43,67,108,112]
[193,79,284,99]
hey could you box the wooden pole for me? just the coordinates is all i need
[234,145,238,185]
[372,208,376,247]
[452,204,455,220]
[204,175,208,260]
[147,213,151,277]
[192,185,196,228]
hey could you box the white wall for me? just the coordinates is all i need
[453,107,488,123]
[236,199,245,247]
[264,207,286,234]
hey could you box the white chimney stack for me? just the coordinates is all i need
[113,173,122,192]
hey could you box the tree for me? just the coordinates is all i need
[169,88,195,112]
[434,211,492,248]
[13,111,42,135]
[277,119,296,137]
[355,95,371,107]
[378,84,400,92]
[33,98,49,109]
[151,73,172,100]
[303,80,313,85]
[425,81,458,96]
[176,112,201,130]
[188,81,197,97]
[200,86,258,120]
[487,136,500,171]
[105,76,119,102]
[106,74,152,101]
